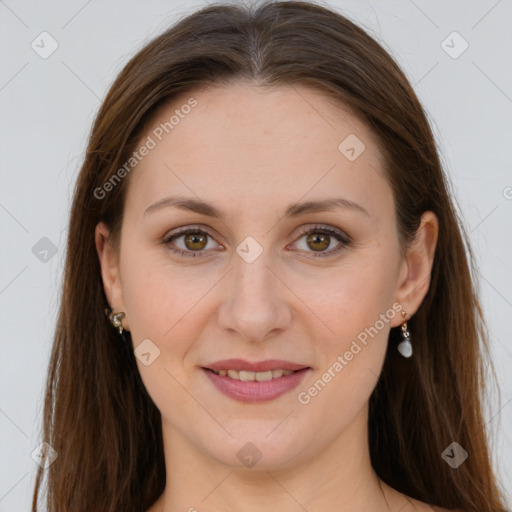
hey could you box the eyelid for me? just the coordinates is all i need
[162,224,224,257]
[162,223,351,258]
[289,224,351,257]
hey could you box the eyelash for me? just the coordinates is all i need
[162,224,351,259]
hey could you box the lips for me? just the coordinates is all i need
[205,358,308,372]
[202,359,311,403]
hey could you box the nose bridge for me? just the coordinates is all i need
[217,241,290,340]
[232,232,275,297]
[233,247,273,303]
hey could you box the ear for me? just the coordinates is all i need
[392,211,439,327]
[95,222,129,330]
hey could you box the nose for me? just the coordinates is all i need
[216,248,292,342]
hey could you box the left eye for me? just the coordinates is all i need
[163,225,350,258]
[291,226,350,257]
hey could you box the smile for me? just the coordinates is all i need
[209,369,296,381]
[201,359,311,403]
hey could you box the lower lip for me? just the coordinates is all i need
[202,368,310,403]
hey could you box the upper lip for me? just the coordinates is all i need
[204,359,310,372]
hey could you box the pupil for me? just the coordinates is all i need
[308,233,329,251]
[186,233,206,250]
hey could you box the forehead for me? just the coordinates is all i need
[124,81,390,220]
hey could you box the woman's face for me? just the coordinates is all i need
[96,81,436,469]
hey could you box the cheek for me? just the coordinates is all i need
[295,297,391,440]
[293,251,397,409]
[119,255,211,423]
[119,250,220,357]
[118,238,175,331]
[295,254,397,349]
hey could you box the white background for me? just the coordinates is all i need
[0,0,511,509]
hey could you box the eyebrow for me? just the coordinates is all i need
[143,195,369,218]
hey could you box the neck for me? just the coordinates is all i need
[151,406,403,512]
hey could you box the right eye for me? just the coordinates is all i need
[163,227,223,258]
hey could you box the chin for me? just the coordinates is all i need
[194,424,313,470]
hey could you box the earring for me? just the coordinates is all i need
[105,306,126,335]
[397,311,413,358]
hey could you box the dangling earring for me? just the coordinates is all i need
[105,306,126,335]
[397,310,413,358]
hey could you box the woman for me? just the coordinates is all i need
[32,1,509,511]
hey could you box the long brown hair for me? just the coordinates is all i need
[32,1,508,511]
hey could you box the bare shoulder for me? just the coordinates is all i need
[380,480,466,512]
[408,496,465,512]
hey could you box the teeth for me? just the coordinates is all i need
[255,371,273,381]
[239,371,255,381]
[212,369,297,380]
[227,369,239,380]
[272,369,294,378]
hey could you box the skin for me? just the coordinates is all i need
[95,82,449,511]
